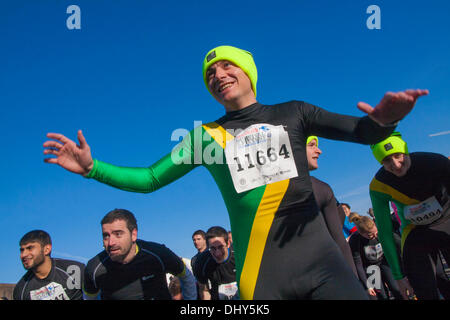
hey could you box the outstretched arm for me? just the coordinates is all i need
[357,89,429,126]
[44,129,198,193]
[302,89,428,146]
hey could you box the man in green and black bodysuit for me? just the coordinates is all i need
[44,45,429,299]
[369,132,450,300]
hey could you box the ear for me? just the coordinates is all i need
[131,228,138,242]
[44,244,52,256]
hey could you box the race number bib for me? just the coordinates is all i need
[225,124,298,193]
[364,243,384,263]
[404,196,443,225]
[29,282,70,300]
[218,281,238,300]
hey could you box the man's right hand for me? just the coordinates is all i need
[43,130,94,176]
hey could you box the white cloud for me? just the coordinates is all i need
[429,130,450,137]
[53,251,89,263]
[336,185,368,199]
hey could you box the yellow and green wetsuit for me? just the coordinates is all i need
[369,152,450,300]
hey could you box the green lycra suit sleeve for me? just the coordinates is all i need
[369,188,404,280]
[85,130,199,193]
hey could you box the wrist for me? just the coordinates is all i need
[379,119,400,127]
[83,160,95,178]
[368,115,400,127]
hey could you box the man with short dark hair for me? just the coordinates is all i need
[193,226,238,300]
[191,230,211,300]
[13,230,84,300]
[190,229,211,300]
[191,229,207,267]
[83,209,196,300]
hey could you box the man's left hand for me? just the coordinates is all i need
[357,89,429,126]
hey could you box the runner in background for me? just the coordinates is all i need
[306,136,359,278]
[190,230,211,300]
[340,203,357,241]
[191,230,207,268]
[83,209,197,300]
[192,226,238,300]
[14,230,84,300]
[348,212,403,300]
[369,132,450,299]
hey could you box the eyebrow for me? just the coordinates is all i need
[103,229,125,235]
[207,60,234,75]
[20,244,35,251]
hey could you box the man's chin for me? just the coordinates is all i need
[392,169,407,177]
[109,252,125,262]
[23,264,33,270]
[212,257,225,264]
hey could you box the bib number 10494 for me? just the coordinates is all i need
[404,196,443,225]
[225,124,298,193]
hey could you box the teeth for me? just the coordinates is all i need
[219,83,233,92]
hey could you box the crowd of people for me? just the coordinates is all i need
[12,197,449,301]
[9,45,449,300]
[12,130,449,301]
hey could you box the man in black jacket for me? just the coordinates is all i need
[193,226,238,300]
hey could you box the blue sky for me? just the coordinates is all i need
[1,0,449,283]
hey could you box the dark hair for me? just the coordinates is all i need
[206,226,228,243]
[192,230,206,239]
[101,209,138,232]
[20,230,52,250]
[341,203,351,210]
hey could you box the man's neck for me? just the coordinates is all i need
[33,257,52,280]
[220,247,231,264]
[121,243,138,264]
[223,96,258,113]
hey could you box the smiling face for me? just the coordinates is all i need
[306,138,322,171]
[20,241,50,270]
[382,153,411,177]
[102,219,137,263]
[205,60,256,111]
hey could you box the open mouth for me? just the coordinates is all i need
[108,248,121,255]
[216,81,234,93]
